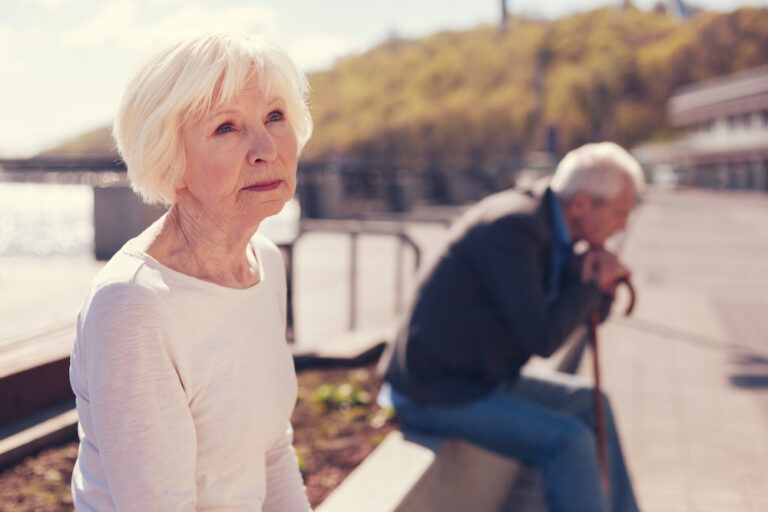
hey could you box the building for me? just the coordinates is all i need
[635,65,768,190]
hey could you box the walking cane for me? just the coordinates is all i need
[587,276,635,498]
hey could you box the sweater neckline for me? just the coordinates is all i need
[124,238,265,296]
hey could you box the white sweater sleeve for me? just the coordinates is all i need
[263,422,312,512]
[81,283,197,511]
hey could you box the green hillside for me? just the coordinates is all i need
[38,126,115,158]
[43,6,768,166]
[303,6,768,164]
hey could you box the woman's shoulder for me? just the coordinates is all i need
[83,247,169,318]
[251,231,280,252]
[250,232,283,268]
[73,253,173,365]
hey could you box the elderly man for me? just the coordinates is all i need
[380,142,644,512]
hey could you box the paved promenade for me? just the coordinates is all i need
[598,189,768,512]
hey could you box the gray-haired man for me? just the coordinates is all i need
[381,142,643,512]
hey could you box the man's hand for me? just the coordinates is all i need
[581,248,631,296]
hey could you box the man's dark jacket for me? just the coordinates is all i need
[381,187,609,405]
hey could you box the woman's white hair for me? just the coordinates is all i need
[113,32,313,205]
[549,142,645,202]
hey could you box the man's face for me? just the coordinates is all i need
[570,179,636,247]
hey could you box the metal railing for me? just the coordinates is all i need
[285,219,422,336]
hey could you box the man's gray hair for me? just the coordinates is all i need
[549,142,645,202]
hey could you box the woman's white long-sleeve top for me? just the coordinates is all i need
[69,233,311,511]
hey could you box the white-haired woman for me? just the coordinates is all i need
[69,32,313,511]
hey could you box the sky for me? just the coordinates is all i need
[0,0,764,158]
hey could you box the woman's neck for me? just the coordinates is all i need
[145,203,261,289]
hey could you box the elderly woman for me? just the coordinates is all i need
[69,32,313,511]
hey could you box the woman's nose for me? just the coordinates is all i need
[247,125,277,164]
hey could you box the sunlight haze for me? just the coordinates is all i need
[0,0,763,157]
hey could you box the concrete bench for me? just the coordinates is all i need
[316,429,548,512]
[0,322,78,469]
[316,329,590,512]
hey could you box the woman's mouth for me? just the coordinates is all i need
[243,180,282,192]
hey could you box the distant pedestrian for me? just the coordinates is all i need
[380,142,644,512]
[69,32,313,511]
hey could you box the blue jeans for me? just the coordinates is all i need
[385,368,639,512]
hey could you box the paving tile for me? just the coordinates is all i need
[599,191,768,512]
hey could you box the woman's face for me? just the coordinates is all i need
[178,75,298,228]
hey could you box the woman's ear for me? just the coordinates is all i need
[175,172,187,190]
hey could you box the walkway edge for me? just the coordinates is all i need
[0,408,77,469]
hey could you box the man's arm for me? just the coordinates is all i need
[467,219,607,358]
[581,248,632,297]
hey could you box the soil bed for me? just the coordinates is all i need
[0,364,396,511]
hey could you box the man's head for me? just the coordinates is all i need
[550,142,645,247]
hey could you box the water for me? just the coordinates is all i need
[0,182,94,257]
[0,182,305,257]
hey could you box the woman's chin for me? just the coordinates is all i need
[250,196,289,221]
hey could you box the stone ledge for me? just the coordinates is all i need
[317,430,524,512]
[292,327,390,371]
[0,405,78,469]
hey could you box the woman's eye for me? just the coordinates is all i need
[215,122,234,134]
[267,110,284,123]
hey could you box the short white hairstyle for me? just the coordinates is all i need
[550,142,645,202]
[113,32,313,205]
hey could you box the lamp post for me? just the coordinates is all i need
[500,0,508,32]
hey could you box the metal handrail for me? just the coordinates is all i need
[288,219,422,335]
